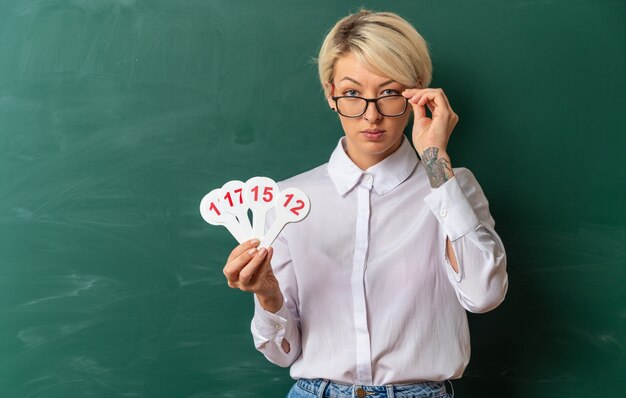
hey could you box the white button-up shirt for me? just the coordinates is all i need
[251,137,508,385]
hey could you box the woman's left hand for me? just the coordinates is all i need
[402,88,459,156]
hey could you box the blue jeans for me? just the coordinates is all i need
[286,378,454,398]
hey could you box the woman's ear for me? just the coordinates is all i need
[323,81,336,111]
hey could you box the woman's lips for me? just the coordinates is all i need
[361,129,385,140]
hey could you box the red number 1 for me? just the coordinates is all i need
[283,193,294,207]
[209,202,221,216]
[251,186,259,201]
[224,192,233,207]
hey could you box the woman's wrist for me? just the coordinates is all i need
[420,146,454,188]
[256,291,284,313]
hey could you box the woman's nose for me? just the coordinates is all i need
[363,100,382,122]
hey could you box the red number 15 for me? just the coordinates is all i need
[251,186,273,202]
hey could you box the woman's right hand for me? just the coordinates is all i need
[223,239,284,313]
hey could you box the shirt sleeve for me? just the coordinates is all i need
[423,167,509,313]
[250,210,302,367]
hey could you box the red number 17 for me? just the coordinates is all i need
[224,188,243,207]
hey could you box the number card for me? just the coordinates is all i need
[259,187,311,249]
[200,177,310,248]
[220,180,254,239]
[244,176,279,239]
[199,189,247,243]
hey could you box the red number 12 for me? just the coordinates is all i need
[283,193,305,216]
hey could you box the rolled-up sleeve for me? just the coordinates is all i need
[423,167,508,313]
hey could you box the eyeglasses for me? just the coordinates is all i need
[331,94,409,118]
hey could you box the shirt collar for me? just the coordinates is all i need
[327,135,419,196]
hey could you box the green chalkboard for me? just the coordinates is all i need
[1,0,625,397]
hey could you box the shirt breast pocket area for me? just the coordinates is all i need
[294,205,355,249]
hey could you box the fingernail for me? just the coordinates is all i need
[258,248,267,257]
[250,238,260,245]
[248,248,257,255]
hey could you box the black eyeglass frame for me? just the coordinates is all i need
[330,94,409,118]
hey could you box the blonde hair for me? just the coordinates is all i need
[316,9,433,98]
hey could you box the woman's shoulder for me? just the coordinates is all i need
[276,162,331,191]
[278,162,328,184]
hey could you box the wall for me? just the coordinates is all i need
[1,1,624,396]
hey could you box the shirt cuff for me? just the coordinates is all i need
[423,176,480,241]
[251,295,289,344]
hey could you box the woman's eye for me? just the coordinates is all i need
[382,88,400,96]
[343,89,358,96]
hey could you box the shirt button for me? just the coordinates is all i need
[275,324,283,330]
[440,209,448,217]
[363,174,372,181]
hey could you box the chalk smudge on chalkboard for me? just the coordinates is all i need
[21,274,103,306]
[17,321,94,349]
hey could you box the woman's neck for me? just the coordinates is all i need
[343,136,404,170]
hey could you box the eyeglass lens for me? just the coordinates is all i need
[336,96,407,117]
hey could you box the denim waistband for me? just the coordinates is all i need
[296,378,452,398]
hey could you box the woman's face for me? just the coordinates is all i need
[325,52,412,170]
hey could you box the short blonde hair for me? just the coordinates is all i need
[317,9,433,98]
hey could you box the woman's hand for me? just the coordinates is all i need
[402,87,459,156]
[223,239,283,313]
[402,87,459,188]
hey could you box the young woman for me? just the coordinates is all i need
[222,9,508,398]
